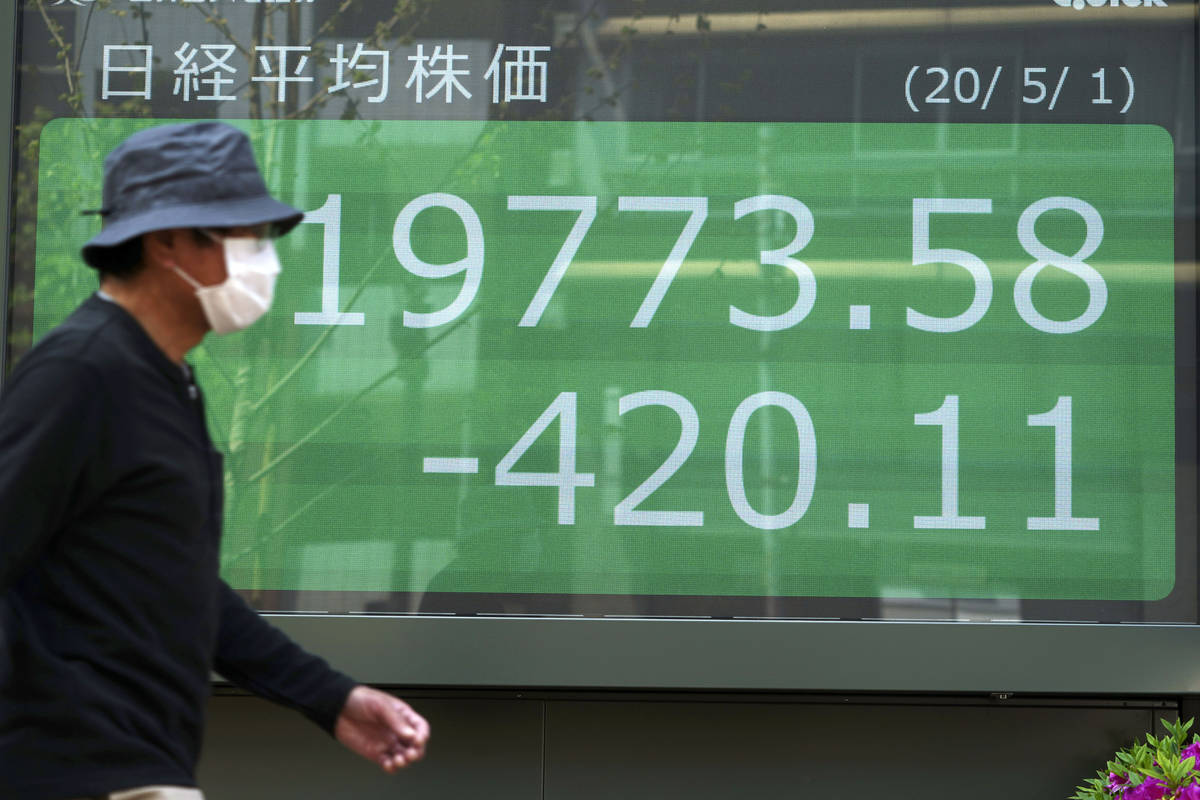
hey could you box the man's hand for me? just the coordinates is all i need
[334,686,430,773]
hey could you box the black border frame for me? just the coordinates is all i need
[0,0,15,387]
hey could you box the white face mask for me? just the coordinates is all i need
[173,234,281,335]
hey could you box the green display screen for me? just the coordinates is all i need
[32,117,1175,604]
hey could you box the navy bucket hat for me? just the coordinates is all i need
[81,122,303,269]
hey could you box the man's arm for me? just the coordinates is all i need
[213,582,429,771]
[0,357,104,593]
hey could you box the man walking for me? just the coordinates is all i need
[0,122,429,800]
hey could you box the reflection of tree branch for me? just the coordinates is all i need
[263,2,276,47]
[188,0,299,119]
[223,464,365,568]
[435,124,504,189]
[185,0,436,121]
[489,0,605,123]
[34,0,80,111]
[240,115,498,414]
[138,4,149,47]
[251,4,264,117]
[577,80,634,121]
[500,0,639,124]
[559,0,606,49]
[367,0,436,49]
[245,306,477,484]
[283,0,436,120]
[308,0,363,47]
[189,5,251,60]
[283,83,334,120]
[72,1,98,79]
[248,249,389,415]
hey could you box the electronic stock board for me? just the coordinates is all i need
[5,0,1199,690]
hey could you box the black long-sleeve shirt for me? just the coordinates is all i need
[0,295,357,799]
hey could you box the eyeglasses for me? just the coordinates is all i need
[199,224,279,251]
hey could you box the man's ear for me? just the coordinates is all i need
[141,229,184,267]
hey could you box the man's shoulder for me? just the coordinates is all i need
[9,296,145,385]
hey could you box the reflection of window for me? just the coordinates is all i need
[879,596,1022,623]
[294,541,396,613]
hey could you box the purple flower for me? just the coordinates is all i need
[1183,742,1200,767]
[1108,773,1132,794]
[1125,778,1168,800]
[1177,783,1200,800]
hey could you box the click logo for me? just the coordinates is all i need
[1053,0,1167,7]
